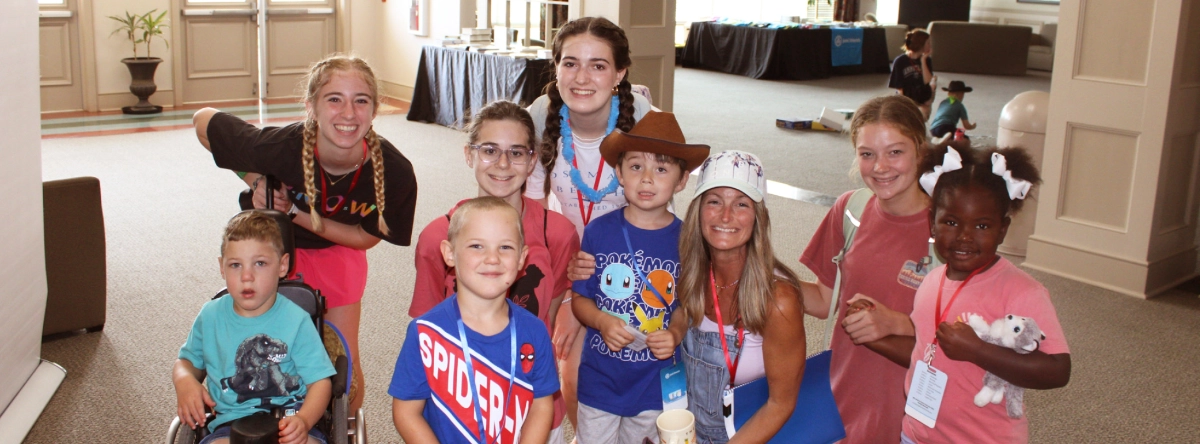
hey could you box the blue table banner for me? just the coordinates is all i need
[831,28,864,67]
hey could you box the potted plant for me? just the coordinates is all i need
[109,10,169,114]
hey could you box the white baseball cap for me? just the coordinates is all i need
[694,150,768,202]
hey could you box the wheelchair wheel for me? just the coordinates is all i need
[331,396,348,444]
[167,416,200,444]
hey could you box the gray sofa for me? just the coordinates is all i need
[927,21,1032,76]
[1028,23,1057,71]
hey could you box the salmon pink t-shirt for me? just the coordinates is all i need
[903,258,1069,443]
[800,190,935,444]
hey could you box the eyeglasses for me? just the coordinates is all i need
[468,144,536,165]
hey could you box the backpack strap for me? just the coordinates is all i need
[823,189,943,349]
[824,188,874,349]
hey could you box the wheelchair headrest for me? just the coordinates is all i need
[253,209,296,276]
[238,175,296,276]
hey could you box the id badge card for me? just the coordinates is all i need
[905,360,948,428]
[722,387,736,439]
[660,362,688,410]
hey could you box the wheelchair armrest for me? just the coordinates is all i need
[331,355,349,398]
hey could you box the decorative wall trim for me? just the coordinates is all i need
[98,89,176,112]
[380,79,414,105]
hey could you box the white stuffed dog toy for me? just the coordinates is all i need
[964,313,1045,418]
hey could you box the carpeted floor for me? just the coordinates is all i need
[28,68,1200,443]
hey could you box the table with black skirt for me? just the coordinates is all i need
[681,22,891,80]
[407,46,553,129]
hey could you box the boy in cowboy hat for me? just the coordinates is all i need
[930,80,978,144]
[570,111,709,443]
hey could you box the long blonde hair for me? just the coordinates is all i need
[299,54,389,235]
[676,191,803,334]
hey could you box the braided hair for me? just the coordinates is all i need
[299,54,389,236]
[540,16,636,196]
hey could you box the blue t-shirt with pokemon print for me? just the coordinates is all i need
[572,209,682,416]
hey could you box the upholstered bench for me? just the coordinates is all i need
[928,21,1032,76]
[42,176,106,336]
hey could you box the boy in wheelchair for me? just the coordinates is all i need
[173,210,336,444]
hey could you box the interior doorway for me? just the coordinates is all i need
[177,0,336,105]
[38,0,90,112]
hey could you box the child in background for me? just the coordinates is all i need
[889,29,937,120]
[407,100,579,441]
[391,197,558,444]
[173,211,335,444]
[865,145,1072,443]
[571,111,709,443]
[929,81,978,145]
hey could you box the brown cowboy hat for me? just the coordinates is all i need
[599,111,711,171]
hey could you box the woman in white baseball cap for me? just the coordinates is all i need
[668,150,808,443]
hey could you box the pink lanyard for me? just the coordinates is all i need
[710,269,745,386]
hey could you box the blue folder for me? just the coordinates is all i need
[732,350,846,444]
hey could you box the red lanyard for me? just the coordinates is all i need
[571,155,606,226]
[710,269,745,387]
[932,266,985,345]
[313,140,368,218]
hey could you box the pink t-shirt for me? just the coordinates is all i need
[902,258,1069,443]
[799,190,934,444]
[408,197,579,326]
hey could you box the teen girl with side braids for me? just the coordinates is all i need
[522,16,653,437]
[193,55,418,414]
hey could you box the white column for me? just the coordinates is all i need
[1024,0,1200,298]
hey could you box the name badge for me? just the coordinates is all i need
[905,360,948,428]
[723,387,736,438]
[660,362,688,410]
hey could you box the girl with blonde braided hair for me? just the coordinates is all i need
[194,54,418,413]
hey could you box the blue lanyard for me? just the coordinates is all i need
[453,295,517,444]
[620,219,670,309]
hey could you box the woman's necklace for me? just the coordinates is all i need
[713,278,740,291]
[321,153,365,187]
[560,97,620,203]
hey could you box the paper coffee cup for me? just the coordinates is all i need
[657,409,695,444]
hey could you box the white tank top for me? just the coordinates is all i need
[699,315,766,385]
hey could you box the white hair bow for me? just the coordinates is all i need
[991,152,1032,200]
[919,147,963,195]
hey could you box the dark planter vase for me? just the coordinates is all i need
[121,57,163,115]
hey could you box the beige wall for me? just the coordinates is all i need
[1,0,48,415]
[354,0,472,101]
[93,0,175,95]
[677,0,809,23]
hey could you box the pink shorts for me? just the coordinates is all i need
[290,244,368,309]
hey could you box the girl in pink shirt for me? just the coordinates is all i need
[867,145,1072,443]
[799,95,934,443]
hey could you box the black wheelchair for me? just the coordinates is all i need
[167,181,366,444]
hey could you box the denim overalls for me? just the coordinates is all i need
[681,326,744,444]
